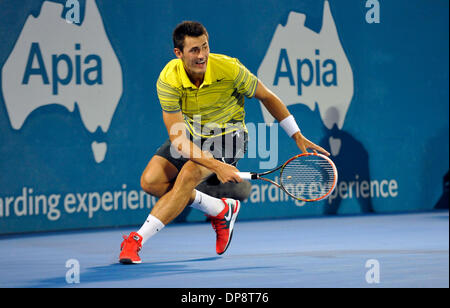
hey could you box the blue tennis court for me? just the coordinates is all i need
[0,210,448,288]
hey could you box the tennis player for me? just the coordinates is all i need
[119,21,329,264]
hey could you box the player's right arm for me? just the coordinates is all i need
[162,110,242,183]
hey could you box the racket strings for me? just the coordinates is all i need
[280,156,336,200]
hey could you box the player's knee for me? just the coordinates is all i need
[177,164,203,187]
[140,172,160,196]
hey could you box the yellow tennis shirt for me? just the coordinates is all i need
[156,53,258,138]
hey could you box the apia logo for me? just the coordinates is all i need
[257,0,354,131]
[273,48,338,96]
[22,42,103,96]
[1,0,123,163]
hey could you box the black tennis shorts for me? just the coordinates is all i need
[155,130,248,172]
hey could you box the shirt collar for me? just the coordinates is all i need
[179,58,213,89]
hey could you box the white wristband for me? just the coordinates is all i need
[280,115,300,138]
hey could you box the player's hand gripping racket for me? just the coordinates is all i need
[236,153,338,202]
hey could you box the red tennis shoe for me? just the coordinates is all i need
[119,232,143,264]
[210,198,241,255]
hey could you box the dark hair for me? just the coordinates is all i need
[172,21,209,51]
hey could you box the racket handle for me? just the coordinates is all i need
[236,172,254,180]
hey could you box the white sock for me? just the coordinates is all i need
[190,190,225,217]
[137,214,165,245]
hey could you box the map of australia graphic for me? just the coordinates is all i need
[257,1,354,130]
[1,0,123,163]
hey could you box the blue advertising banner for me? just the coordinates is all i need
[0,0,448,234]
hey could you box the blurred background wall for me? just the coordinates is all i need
[0,0,448,234]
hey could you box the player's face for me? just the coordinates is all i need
[176,35,209,78]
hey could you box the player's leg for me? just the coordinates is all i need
[138,160,227,242]
[134,155,179,251]
[149,160,240,255]
[120,140,185,264]
[120,143,224,263]
[140,140,226,214]
[203,130,247,254]
[119,132,246,263]
[140,138,190,198]
[150,160,214,224]
[140,155,178,198]
[149,130,247,255]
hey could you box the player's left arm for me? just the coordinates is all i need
[254,80,330,156]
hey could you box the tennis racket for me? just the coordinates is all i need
[236,153,338,202]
